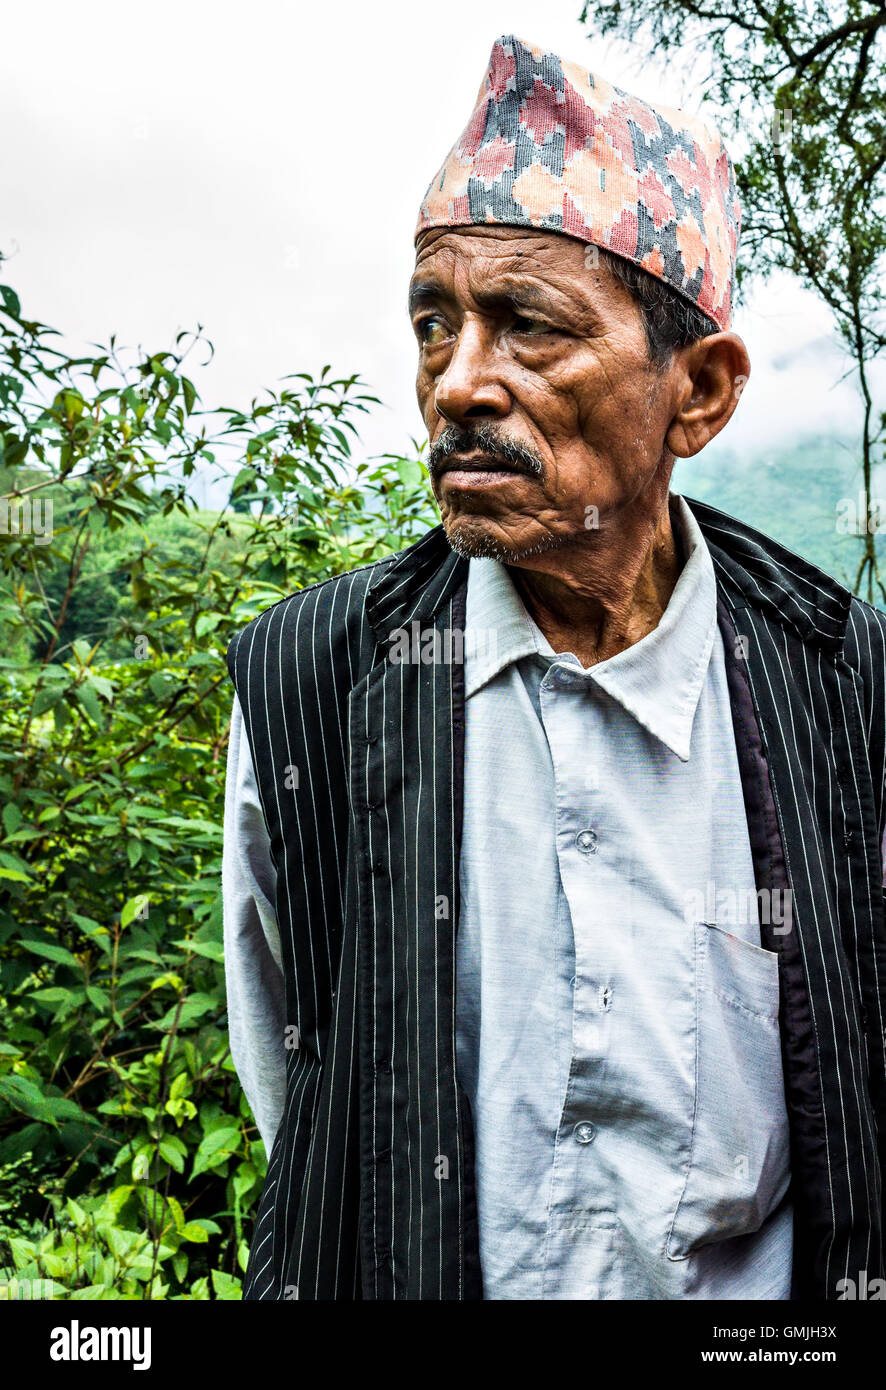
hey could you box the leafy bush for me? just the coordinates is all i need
[0,279,437,1298]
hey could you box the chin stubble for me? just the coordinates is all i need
[443,520,566,563]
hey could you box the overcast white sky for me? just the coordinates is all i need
[2,0,872,505]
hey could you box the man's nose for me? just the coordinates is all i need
[433,319,511,424]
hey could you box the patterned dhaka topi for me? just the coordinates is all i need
[415,33,740,331]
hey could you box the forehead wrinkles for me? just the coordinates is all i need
[416,227,579,274]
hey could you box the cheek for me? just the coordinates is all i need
[572,366,664,460]
[416,356,447,416]
[415,365,434,421]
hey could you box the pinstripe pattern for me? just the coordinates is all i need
[227,497,886,1300]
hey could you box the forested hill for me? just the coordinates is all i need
[674,434,885,604]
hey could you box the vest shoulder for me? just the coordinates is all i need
[684,494,886,669]
[685,495,850,598]
[225,547,403,687]
[844,592,886,669]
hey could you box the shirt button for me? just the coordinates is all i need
[573,1121,597,1145]
[575,828,598,855]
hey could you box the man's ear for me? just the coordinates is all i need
[665,333,750,459]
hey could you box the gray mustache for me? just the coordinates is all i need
[428,425,544,479]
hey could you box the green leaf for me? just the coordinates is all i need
[195,613,221,637]
[210,1268,242,1300]
[163,1195,186,1235]
[0,1075,59,1126]
[67,1196,88,1227]
[230,466,254,494]
[1,285,22,317]
[169,1072,191,1101]
[156,816,222,837]
[28,987,80,1007]
[152,993,217,1031]
[19,939,81,968]
[121,893,151,928]
[190,1125,239,1179]
[106,1186,135,1219]
[181,1222,209,1243]
[7,1236,37,1271]
[395,457,425,487]
[132,1148,154,1182]
[171,938,225,963]
[0,848,32,876]
[75,681,104,724]
[187,1217,221,1236]
[233,1163,257,1198]
[0,1122,45,1163]
[159,1139,186,1173]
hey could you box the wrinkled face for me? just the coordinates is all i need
[409,225,683,560]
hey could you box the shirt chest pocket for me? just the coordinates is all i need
[666,922,791,1261]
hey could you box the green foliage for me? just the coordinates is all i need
[0,280,438,1298]
[3,1185,239,1301]
[675,433,886,600]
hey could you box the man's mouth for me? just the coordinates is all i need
[439,452,530,478]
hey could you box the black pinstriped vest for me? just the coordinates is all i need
[227,497,886,1300]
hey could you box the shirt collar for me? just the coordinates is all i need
[463,492,718,762]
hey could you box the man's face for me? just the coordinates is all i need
[409,225,683,561]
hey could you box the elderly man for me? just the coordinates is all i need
[223,34,886,1300]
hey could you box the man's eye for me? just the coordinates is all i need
[418,316,450,346]
[512,315,555,336]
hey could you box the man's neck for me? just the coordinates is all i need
[507,493,684,669]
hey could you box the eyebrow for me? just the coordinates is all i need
[407,280,449,315]
[407,277,563,318]
[485,280,561,314]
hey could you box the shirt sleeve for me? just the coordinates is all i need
[222,693,287,1155]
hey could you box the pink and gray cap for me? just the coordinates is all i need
[415,34,740,332]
